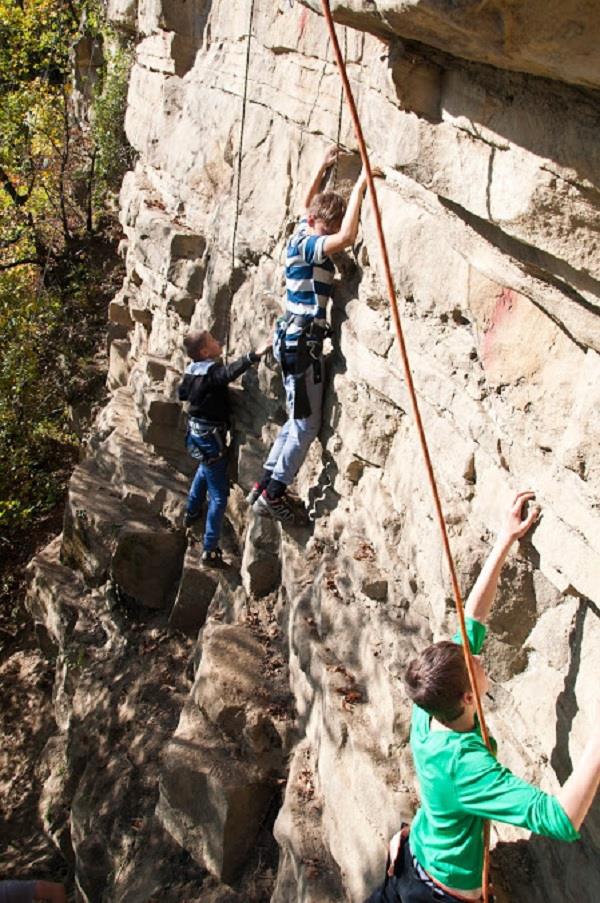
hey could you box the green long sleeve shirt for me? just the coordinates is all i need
[409,617,579,891]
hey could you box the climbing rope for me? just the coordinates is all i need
[331,25,347,188]
[224,0,256,362]
[318,1,493,896]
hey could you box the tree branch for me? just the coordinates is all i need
[64,0,80,25]
[0,166,30,207]
[58,85,72,243]
[0,231,25,248]
[0,257,42,271]
[86,146,96,233]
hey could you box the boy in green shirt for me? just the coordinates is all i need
[366,491,600,902]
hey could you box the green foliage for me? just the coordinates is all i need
[0,1,80,270]
[0,0,133,266]
[0,275,74,531]
[0,247,116,537]
[0,0,73,88]
[0,0,129,549]
[91,35,134,209]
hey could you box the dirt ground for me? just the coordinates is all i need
[0,522,280,902]
[0,510,68,886]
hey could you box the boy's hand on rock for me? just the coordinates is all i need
[386,831,402,876]
[386,825,409,876]
[357,165,383,191]
[255,340,272,357]
[322,146,339,169]
[500,490,540,545]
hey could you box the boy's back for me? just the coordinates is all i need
[284,215,335,340]
[410,615,577,893]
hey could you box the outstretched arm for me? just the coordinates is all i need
[455,738,580,840]
[456,723,600,836]
[321,168,368,256]
[206,349,267,387]
[465,490,539,623]
[557,730,600,830]
[179,346,269,401]
[303,146,339,213]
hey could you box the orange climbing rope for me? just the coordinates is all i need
[318,1,493,897]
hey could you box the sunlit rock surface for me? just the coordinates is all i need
[26,1,600,900]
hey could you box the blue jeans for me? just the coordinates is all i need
[186,430,229,551]
[264,361,324,486]
[365,840,489,902]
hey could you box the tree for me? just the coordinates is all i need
[0,0,131,542]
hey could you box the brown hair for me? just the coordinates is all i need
[309,191,346,231]
[183,330,211,360]
[404,641,470,723]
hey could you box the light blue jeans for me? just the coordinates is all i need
[264,363,323,486]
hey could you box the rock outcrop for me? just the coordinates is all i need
[24,1,600,901]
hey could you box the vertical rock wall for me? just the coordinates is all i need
[27,1,599,900]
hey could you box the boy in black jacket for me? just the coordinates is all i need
[178,330,268,565]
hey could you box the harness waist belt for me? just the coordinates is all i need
[188,418,228,435]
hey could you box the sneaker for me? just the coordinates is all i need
[245,482,262,505]
[252,490,296,524]
[184,510,202,528]
[201,547,224,567]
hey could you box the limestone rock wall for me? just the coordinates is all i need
[27,1,600,901]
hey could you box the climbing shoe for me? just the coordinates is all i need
[245,482,262,506]
[252,490,296,524]
[201,547,224,567]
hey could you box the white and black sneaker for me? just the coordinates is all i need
[252,491,297,524]
[201,547,224,567]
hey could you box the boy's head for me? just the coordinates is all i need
[183,330,222,361]
[405,641,488,724]
[308,191,346,235]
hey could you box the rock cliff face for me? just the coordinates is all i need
[27,2,600,901]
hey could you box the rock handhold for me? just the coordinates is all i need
[271,741,343,903]
[158,703,276,885]
[169,543,219,636]
[241,515,281,598]
[111,525,186,609]
[158,622,289,884]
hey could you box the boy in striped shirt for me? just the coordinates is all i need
[250,147,368,522]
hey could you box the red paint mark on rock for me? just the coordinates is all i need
[298,7,309,39]
[482,288,516,366]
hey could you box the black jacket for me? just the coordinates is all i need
[178,353,259,424]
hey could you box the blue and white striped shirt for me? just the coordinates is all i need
[284,218,335,350]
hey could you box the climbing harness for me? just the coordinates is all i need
[224,0,256,361]
[187,418,228,465]
[274,313,330,368]
[272,312,327,419]
[318,2,493,898]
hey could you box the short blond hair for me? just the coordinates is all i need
[309,191,346,230]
